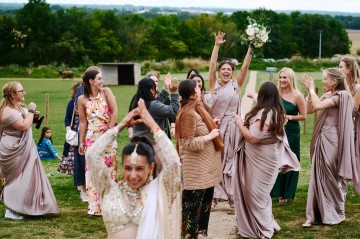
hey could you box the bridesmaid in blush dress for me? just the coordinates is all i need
[301,68,358,227]
[233,81,300,239]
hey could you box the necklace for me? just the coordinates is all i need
[117,180,143,218]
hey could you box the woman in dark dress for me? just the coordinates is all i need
[271,67,306,202]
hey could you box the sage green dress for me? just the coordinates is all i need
[271,98,300,200]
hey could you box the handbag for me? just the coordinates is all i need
[65,104,79,146]
[66,130,78,146]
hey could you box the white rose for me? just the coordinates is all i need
[248,35,255,40]
[254,27,259,33]
[246,27,255,37]
[260,34,269,43]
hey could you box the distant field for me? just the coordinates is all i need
[346,29,360,55]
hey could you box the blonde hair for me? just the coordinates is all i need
[278,67,298,94]
[0,81,21,117]
[324,68,349,93]
[340,56,360,93]
[146,71,160,80]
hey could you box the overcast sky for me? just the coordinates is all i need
[2,0,360,13]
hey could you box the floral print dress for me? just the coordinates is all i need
[84,93,118,215]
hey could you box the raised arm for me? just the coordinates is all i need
[301,74,337,114]
[236,46,253,88]
[137,99,181,201]
[209,32,226,93]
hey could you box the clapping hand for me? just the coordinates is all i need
[300,74,315,91]
[214,31,226,46]
[170,78,179,93]
[164,72,171,91]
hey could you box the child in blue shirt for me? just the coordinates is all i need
[37,127,61,160]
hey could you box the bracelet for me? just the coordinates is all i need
[28,109,35,114]
[309,89,316,95]
[288,115,292,120]
[305,96,312,102]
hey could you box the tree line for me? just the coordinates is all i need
[0,0,352,67]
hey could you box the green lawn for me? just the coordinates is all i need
[1,72,360,239]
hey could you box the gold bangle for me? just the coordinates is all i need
[305,96,312,102]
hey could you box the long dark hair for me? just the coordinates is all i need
[190,73,205,92]
[244,81,285,136]
[178,79,197,106]
[82,68,100,98]
[37,126,53,145]
[186,68,200,79]
[131,77,156,109]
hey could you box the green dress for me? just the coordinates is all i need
[271,98,300,200]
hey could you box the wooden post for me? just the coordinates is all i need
[45,93,49,127]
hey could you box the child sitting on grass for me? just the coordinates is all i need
[37,126,61,160]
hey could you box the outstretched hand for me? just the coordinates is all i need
[214,31,226,46]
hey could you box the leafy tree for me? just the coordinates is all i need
[15,0,56,64]
[0,15,18,65]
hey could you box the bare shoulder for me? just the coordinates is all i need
[294,90,305,101]
[77,95,86,105]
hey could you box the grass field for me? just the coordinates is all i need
[1,72,360,238]
[346,29,360,55]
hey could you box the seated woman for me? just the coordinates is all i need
[86,98,182,239]
[37,126,61,160]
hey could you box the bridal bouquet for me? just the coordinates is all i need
[241,17,271,56]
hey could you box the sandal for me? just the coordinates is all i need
[302,220,312,228]
[278,197,287,203]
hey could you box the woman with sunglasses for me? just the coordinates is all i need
[0,81,58,219]
[208,31,253,207]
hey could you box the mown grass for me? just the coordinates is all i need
[1,72,360,239]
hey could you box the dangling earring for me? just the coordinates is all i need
[148,173,153,183]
